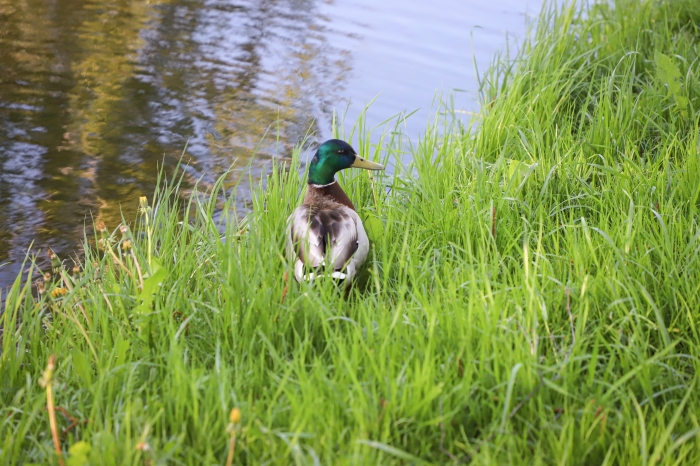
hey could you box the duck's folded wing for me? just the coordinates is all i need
[288,205,359,270]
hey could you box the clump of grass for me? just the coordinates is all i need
[2,0,700,463]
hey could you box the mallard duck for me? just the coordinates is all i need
[287,139,384,285]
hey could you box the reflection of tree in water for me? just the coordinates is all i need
[210,0,351,155]
[140,0,349,186]
[0,0,92,285]
[0,0,352,288]
[66,0,175,230]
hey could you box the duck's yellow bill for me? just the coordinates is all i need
[351,156,384,170]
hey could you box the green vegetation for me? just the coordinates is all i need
[3,0,700,463]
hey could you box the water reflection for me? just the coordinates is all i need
[0,0,349,288]
[1,0,547,290]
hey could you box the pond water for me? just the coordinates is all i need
[0,0,545,289]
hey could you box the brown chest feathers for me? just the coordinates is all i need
[304,182,355,211]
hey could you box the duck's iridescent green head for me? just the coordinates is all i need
[307,139,384,186]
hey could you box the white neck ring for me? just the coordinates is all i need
[310,180,337,188]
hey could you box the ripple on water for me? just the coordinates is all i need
[0,0,546,289]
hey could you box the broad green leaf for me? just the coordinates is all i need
[655,51,687,115]
[655,51,682,94]
[674,93,689,112]
[364,215,384,242]
[67,441,92,466]
[115,338,131,365]
[72,351,92,385]
[147,257,163,277]
[133,264,169,343]
[504,159,536,194]
[508,159,530,180]
[134,266,169,315]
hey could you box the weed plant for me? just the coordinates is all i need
[2,0,700,464]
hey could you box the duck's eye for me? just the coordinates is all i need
[337,149,345,154]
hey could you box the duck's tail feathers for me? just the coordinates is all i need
[302,271,347,281]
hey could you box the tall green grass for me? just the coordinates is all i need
[3,0,700,463]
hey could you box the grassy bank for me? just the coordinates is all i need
[3,0,700,463]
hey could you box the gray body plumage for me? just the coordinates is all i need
[287,187,370,284]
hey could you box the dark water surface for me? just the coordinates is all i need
[0,0,543,289]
